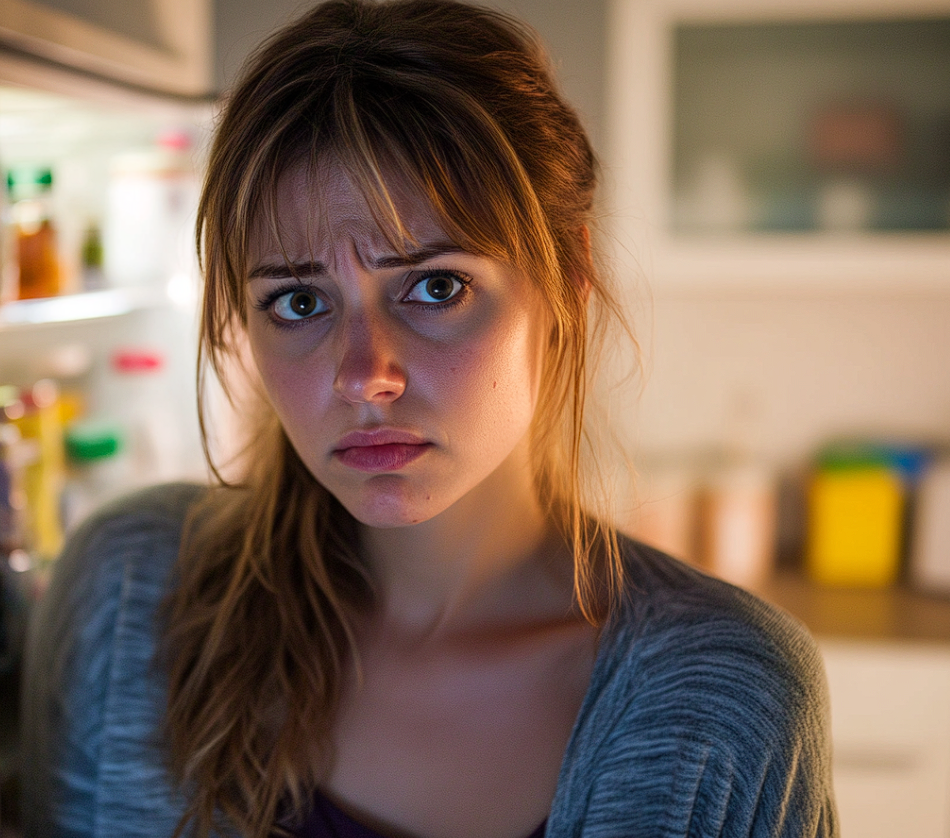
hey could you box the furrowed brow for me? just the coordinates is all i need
[247,244,466,279]
[247,261,326,280]
[370,244,466,269]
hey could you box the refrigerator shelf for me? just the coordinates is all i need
[0,286,170,331]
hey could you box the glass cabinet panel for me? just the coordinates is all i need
[671,18,950,235]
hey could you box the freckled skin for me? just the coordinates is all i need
[245,164,548,531]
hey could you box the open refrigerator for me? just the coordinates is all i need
[0,79,213,554]
[0,68,218,815]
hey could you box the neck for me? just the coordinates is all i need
[358,443,572,637]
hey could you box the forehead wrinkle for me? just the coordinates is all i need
[256,159,468,277]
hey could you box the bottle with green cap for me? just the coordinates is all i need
[62,422,128,532]
[7,166,61,300]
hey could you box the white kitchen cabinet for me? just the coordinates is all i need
[757,577,950,838]
[606,0,950,292]
[0,0,211,97]
[822,640,950,838]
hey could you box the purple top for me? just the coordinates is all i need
[290,790,547,838]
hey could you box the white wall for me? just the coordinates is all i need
[631,290,950,464]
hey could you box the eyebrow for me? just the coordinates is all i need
[247,243,467,280]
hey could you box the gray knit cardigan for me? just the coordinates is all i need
[21,483,838,837]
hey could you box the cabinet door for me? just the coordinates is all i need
[821,641,950,838]
[606,0,950,292]
[0,0,210,96]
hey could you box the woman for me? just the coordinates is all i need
[21,1,838,836]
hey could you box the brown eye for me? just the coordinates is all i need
[290,291,317,315]
[425,276,455,300]
[272,288,326,321]
[404,271,468,304]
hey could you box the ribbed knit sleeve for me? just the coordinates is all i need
[20,483,204,838]
[546,541,838,838]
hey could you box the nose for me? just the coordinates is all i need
[332,311,407,404]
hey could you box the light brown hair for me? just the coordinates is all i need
[163,1,631,835]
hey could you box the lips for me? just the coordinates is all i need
[333,428,433,473]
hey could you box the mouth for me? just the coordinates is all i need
[333,428,433,473]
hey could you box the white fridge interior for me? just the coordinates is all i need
[0,81,213,561]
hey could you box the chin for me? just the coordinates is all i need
[335,478,448,529]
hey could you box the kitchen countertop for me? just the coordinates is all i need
[754,572,950,644]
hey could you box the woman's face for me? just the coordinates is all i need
[245,163,548,529]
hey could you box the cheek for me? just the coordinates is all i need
[425,314,542,438]
[246,329,332,432]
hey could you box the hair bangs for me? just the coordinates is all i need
[326,70,559,278]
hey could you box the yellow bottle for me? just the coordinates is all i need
[12,380,66,562]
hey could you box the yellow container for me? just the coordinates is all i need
[12,381,66,562]
[806,467,904,587]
